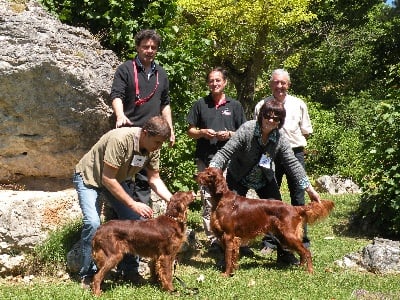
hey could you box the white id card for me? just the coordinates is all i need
[131,155,146,167]
[259,153,272,169]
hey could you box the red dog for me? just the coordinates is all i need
[196,167,334,276]
[91,191,194,295]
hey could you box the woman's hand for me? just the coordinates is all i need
[305,185,321,203]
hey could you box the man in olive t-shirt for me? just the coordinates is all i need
[73,116,172,287]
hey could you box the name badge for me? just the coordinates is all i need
[259,153,272,169]
[131,155,146,167]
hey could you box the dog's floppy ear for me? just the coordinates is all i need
[207,167,227,195]
[166,191,194,219]
[213,170,226,194]
[166,193,184,217]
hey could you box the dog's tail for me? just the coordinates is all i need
[296,200,335,225]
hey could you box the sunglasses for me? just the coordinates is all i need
[263,114,280,122]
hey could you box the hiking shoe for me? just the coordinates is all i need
[208,242,223,254]
[260,246,275,255]
[123,272,146,285]
[239,246,254,257]
[80,275,93,290]
[216,258,226,271]
[277,252,300,266]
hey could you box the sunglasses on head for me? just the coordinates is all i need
[263,113,280,122]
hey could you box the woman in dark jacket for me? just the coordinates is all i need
[209,99,321,265]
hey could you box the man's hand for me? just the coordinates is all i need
[216,130,230,141]
[115,114,133,128]
[131,201,153,218]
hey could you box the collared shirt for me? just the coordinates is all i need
[110,57,170,127]
[209,120,310,190]
[75,127,160,188]
[254,94,313,148]
[135,57,156,78]
[187,94,246,164]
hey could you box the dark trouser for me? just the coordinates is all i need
[226,171,287,253]
[274,147,310,247]
[101,169,151,276]
[131,169,151,204]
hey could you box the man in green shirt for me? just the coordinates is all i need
[73,116,172,288]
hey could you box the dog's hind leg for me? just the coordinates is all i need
[148,259,157,283]
[281,232,313,273]
[156,254,174,292]
[92,252,124,296]
[297,245,313,273]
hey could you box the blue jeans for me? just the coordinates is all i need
[73,172,141,279]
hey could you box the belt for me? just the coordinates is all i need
[292,147,304,154]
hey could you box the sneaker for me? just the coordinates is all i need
[80,275,93,290]
[123,272,146,285]
[239,246,254,257]
[260,246,275,255]
[208,242,223,254]
[277,252,300,266]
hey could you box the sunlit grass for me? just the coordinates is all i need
[1,190,399,300]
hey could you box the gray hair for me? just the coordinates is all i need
[270,69,291,84]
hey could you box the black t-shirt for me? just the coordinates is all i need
[187,94,246,164]
[110,58,170,127]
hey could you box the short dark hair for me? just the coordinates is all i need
[134,29,162,48]
[257,99,286,129]
[142,116,171,140]
[206,67,228,82]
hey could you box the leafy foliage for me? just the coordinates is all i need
[5,193,400,299]
[352,98,400,237]
[176,0,317,114]
[37,0,400,236]
[290,1,395,107]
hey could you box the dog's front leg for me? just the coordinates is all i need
[222,234,235,276]
[231,236,241,272]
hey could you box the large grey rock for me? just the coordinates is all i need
[0,0,120,182]
[0,187,168,275]
[0,189,81,275]
[0,189,81,254]
[335,238,400,274]
[315,175,361,194]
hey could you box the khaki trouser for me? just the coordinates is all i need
[196,159,225,245]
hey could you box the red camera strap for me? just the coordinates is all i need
[133,60,159,106]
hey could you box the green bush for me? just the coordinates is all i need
[27,220,82,275]
[305,101,340,178]
[352,98,400,237]
[306,94,372,184]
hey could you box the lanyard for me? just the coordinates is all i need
[133,60,159,106]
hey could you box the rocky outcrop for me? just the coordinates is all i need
[315,175,361,194]
[0,0,120,183]
[0,189,80,274]
[0,188,169,275]
[335,238,400,274]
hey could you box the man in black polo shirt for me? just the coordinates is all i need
[187,67,246,259]
[110,29,175,206]
[108,30,174,282]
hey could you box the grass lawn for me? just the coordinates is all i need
[0,191,399,300]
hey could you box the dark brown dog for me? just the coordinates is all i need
[196,167,334,276]
[91,191,194,296]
